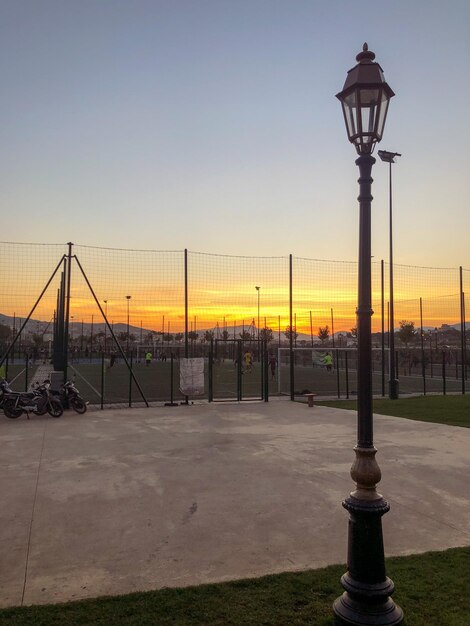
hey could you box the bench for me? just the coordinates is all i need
[304,393,318,408]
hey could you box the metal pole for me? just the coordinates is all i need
[184,249,189,404]
[463,292,467,382]
[442,350,446,395]
[164,353,178,406]
[289,254,294,401]
[90,314,94,363]
[460,267,465,393]
[331,308,335,348]
[12,313,16,363]
[126,295,131,355]
[184,250,189,358]
[63,242,73,382]
[101,352,105,410]
[334,153,399,625]
[104,301,108,352]
[420,297,426,395]
[430,337,433,378]
[336,349,340,398]
[128,352,133,407]
[255,286,260,342]
[208,338,213,402]
[388,160,398,399]
[310,310,314,347]
[381,260,385,396]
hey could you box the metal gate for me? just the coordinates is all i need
[208,339,269,402]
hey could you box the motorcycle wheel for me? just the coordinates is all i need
[47,399,63,418]
[3,399,22,419]
[71,397,87,414]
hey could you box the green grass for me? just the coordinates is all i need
[0,548,468,625]
[318,394,470,428]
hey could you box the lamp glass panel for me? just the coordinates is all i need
[376,91,390,139]
[342,91,358,140]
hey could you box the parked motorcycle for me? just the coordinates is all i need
[3,380,63,419]
[53,380,87,414]
[0,379,13,409]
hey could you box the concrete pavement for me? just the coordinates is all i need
[1,398,469,607]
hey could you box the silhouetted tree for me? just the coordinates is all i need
[284,326,298,341]
[397,320,416,346]
[318,325,330,343]
[260,327,273,342]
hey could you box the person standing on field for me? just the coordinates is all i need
[269,354,277,380]
[323,353,333,372]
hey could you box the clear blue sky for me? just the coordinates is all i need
[1,0,469,267]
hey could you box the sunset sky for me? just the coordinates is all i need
[1,1,470,270]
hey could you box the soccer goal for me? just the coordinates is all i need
[277,346,388,399]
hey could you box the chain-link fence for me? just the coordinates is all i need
[0,242,468,406]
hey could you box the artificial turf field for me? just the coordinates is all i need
[4,359,464,407]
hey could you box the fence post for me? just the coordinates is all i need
[289,254,294,400]
[63,242,73,383]
[128,353,133,407]
[420,297,426,395]
[460,267,465,393]
[237,340,242,401]
[442,350,446,396]
[264,341,269,402]
[381,259,385,396]
[336,349,340,398]
[25,354,29,391]
[463,292,468,382]
[208,339,213,402]
[101,353,105,410]
[345,351,350,399]
[184,249,189,405]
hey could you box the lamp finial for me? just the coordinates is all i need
[356,42,376,63]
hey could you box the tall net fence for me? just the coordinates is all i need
[189,252,289,345]
[0,242,468,405]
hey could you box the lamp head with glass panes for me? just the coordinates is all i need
[336,43,395,154]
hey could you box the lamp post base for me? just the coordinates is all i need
[333,492,403,626]
[333,589,403,626]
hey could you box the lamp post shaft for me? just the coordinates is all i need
[333,155,403,626]
[356,155,374,447]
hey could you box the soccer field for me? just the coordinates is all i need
[2,357,464,408]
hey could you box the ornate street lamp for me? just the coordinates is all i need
[333,44,403,625]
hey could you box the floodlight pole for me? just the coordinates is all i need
[378,149,401,399]
[255,286,260,343]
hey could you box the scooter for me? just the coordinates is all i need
[53,380,88,414]
[3,380,63,419]
[0,379,13,409]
